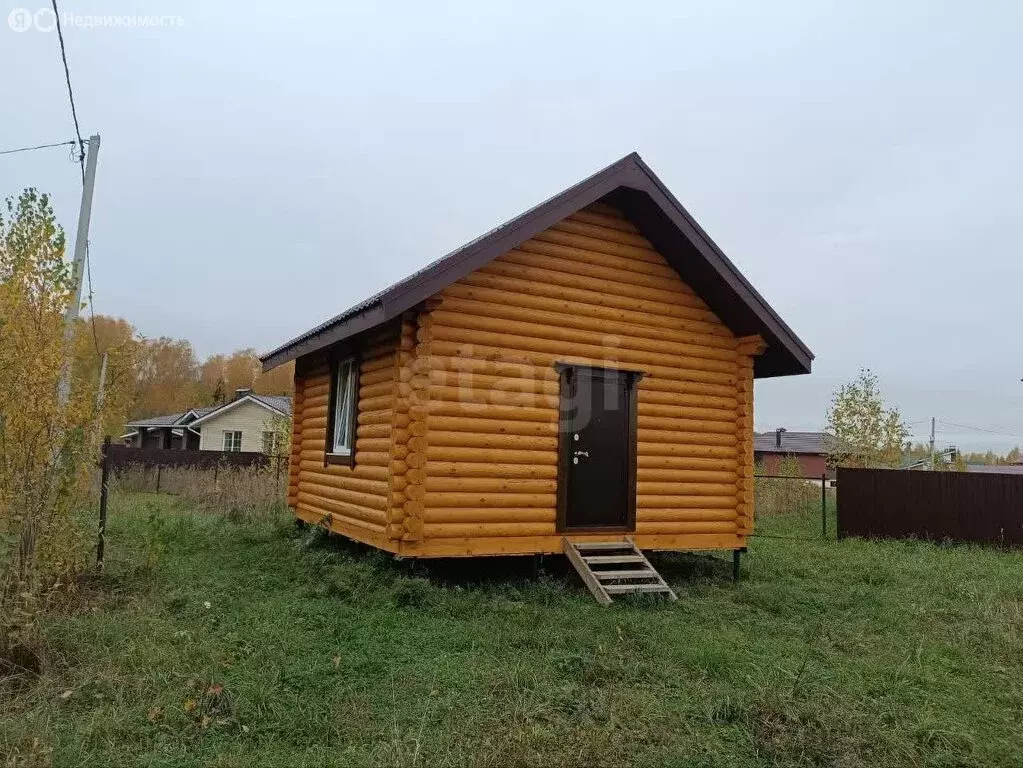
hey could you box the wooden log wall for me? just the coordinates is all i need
[395,314,421,542]
[287,370,304,508]
[407,202,763,550]
[291,325,401,551]
[734,335,765,535]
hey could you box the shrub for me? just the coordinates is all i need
[0,190,125,663]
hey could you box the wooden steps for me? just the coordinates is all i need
[563,537,678,605]
[604,583,671,595]
[582,555,646,565]
[594,569,651,580]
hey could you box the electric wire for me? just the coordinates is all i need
[50,0,86,184]
[48,0,102,364]
[85,243,102,358]
[937,420,1023,440]
[0,139,77,157]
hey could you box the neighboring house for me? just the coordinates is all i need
[191,392,292,453]
[899,447,959,471]
[259,152,813,560]
[121,407,215,450]
[122,389,292,453]
[896,448,1023,473]
[754,429,836,479]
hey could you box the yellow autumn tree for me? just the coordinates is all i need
[825,369,908,469]
[130,336,202,418]
[0,189,114,653]
[72,314,138,440]
[200,348,293,404]
[254,359,294,397]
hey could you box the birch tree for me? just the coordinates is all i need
[826,369,908,468]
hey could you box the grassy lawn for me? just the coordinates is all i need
[3,493,1022,767]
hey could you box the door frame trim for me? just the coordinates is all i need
[554,362,646,534]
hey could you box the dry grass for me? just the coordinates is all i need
[108,463,287,522]
[754,456,828,521]
[754,476,823,517]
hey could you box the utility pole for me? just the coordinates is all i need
[56,133,101,411]
[929,417,936,471]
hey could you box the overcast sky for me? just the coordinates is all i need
[3,1,1021,451]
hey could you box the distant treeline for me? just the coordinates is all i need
[75,315,293,437]
[903,442,1020,466]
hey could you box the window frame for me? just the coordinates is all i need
[222,430,243,452]
[325,352,360,468]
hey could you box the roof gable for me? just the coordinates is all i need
[251,394,293,414]
[261,152,813,377]
[186,394,292,427]
[124,402,271,430]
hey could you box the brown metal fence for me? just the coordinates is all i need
[837,467,1023,546]
[106,444,272,471]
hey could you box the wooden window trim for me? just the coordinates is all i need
[324,351,360,469]
[555,363,644,534]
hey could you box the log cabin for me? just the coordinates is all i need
[260,153,812,585]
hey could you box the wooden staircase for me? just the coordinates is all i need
[563,537,677,605]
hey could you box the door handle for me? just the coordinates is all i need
[573,450,590,458]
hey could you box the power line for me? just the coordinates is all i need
[0,139,77,157]
[50,0,86,184]
[937,420,1023,440]
[85,242,101,358]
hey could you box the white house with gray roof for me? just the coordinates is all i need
[123,389,291,454]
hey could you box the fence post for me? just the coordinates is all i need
[821,473,828,539]
[156,465,162,493]
[97,435,111,569]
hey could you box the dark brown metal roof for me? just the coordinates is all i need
[754,431,838,455]
[261,152,814,377]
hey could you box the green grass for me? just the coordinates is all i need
[3,493,1022,767]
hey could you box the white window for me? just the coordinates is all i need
[331,356,358,455]
[223,430,242,452]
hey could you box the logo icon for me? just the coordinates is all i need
[8,8,33,31]
[33,7,55,31]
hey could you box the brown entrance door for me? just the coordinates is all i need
[556,364,641,531]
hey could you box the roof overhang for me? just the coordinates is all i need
[261,152,813,378]
[125,411,195,429]
[263,302,387,374]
